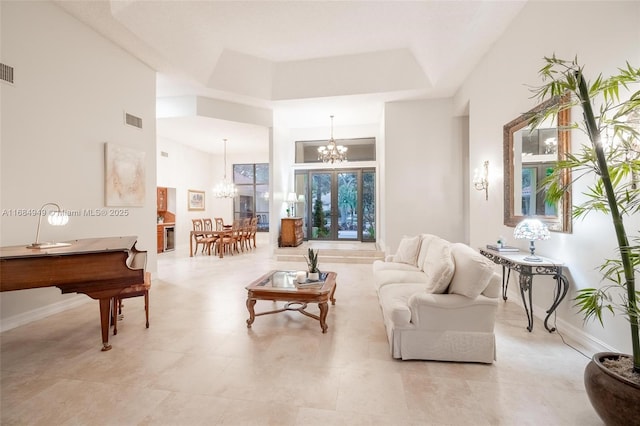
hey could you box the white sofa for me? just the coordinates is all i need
[372,234,500,363]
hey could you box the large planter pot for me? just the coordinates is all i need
[584,352,640,425]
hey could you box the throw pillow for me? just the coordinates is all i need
[423,237,455,294]
[448,243,495,298]
[394,235,421,266]
[417,234,437,271]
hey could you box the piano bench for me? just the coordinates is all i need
[112,272,151,335]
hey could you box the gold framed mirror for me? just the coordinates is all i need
[503,96,572,233]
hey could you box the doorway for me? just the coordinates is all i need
[295,169,375,242]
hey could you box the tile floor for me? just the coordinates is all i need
[1,234,602,425]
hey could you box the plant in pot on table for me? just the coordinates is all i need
[530,55,640,425]
[305,248,320,281]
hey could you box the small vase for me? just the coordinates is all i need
[308,272,320,281]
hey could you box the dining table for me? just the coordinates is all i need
[189,229,232,258]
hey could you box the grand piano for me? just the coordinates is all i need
[0,236,147,351]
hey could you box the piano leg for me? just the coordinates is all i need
[99,298,113,351]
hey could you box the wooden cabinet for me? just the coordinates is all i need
[157,225,164,253]
[157,187,167,212]
[280,217,303,247]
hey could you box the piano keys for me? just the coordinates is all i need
[0,236,147,351]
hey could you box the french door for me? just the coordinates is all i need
[296,169,375,241]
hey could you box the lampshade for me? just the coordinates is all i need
[514,218,550,261]
[514,218,550,241]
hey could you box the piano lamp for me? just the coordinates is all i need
[27,202,71,249]
[513,218,550,262]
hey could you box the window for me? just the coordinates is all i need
[295,138,376,163]
[233,163,269,231]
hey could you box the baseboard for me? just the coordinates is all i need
[0,295,90,333]
[505,288,617,354]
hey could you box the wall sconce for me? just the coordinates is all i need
[27,202,71,249]
[473,160,489,200]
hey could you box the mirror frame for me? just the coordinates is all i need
[503,96,572,233]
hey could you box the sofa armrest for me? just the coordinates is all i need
[407,293,498,332]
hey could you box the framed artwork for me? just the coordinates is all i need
[188,189,205,211]
[104,142,146,206]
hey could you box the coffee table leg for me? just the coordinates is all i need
[318,301,329,333]
[330,282,337,305]
[246,298,256,328]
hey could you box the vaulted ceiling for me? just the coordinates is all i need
[54,0,527,154]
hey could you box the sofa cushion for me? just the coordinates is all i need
[373,260,422,273]
[448,243,495,299]
[373,268,428,291]
[378,283,427,326]
[423,237,454,294]
[394,235,421,266]
[417,234,438,271]
[481,273,501,299]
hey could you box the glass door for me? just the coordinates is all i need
[302,169,375,241]
[337,171,358,240]
[309,172,333,240]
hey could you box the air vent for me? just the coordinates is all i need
[160,151,169,157]
[124,112,143,129]
[0,63,14,84]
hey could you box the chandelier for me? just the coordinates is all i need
[213,138,238,198]
[318,115,347,164]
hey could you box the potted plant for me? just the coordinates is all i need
[305,248,320,281]
[530,55,640,425]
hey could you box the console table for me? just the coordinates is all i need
[480,248,569,333]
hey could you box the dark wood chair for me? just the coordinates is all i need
[112,271,151,335]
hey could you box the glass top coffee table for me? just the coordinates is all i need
[245,270,337,333]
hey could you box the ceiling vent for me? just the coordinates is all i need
[0,63,14,84]
[160,151,169,157]
[124,112,143,129]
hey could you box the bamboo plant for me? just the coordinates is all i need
[530,56,640,373]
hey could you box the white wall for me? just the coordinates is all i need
[457,0,640,353]
[383,98,465,252]
[0,1,157,329]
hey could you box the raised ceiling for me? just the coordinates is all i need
[54,0,527,154]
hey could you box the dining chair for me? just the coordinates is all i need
[221,219,241,255]
[202,218,220,255]
[192,219,214,255]
[249,216,258,248]
[240,217,252,251]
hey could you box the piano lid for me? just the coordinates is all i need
[0,236,140,259]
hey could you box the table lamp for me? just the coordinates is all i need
[513,218,550,262]
[27,202,71,249]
